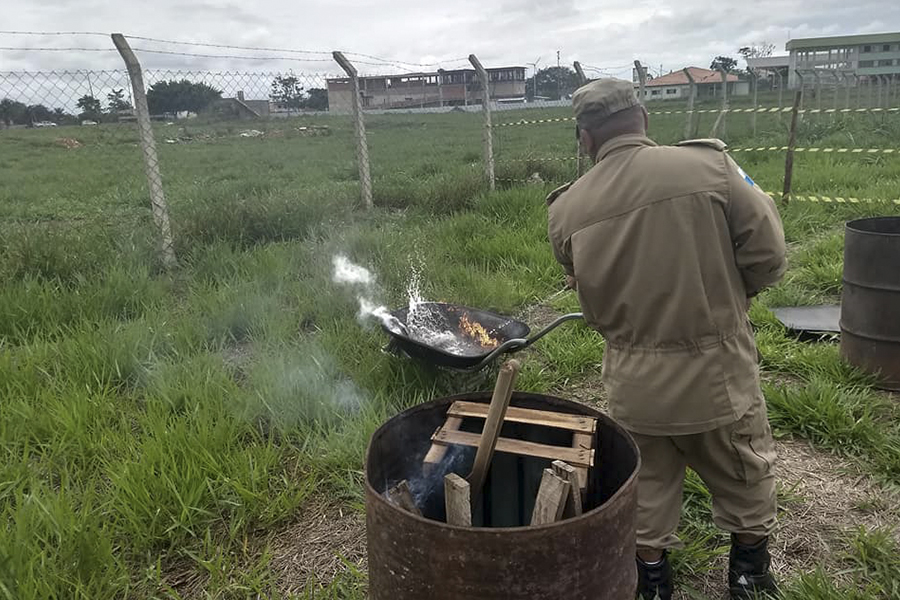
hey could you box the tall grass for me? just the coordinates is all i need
[1,103,898,597]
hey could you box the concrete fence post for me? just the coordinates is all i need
[782,91,803,205]
[110,33,177,269]
[750,69,758,137]
[812,70,822,111]
[683,68,697,139]
[709,67,728,139]
[831,69,840,111]
[573,61,587,86]
[795,70,805,111]
[333,51,373,209]
[469,54,495,191]
[634,60,646,106]
[573,61,588,178]
[777,71,784,110]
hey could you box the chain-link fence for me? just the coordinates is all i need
[3,34,900,273]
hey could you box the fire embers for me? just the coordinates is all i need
[459,313,500,349]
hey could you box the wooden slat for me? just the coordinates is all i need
[447,401,597,434]
[443,473,472,526]
[423,416,463,470]
[386,480,422,516]
[431,428,594,468]
[530,469,570,525]
[571,432,593,490]
[552,460,583,517]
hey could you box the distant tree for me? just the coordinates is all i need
[738,43,775,61]
[710,56,739,73]
[303,87,328,111]
[0,98,28,126]
[146,79,222,115]
[52,107,76,125]
[525,66,579,100]
[76,94,103,121]
[106,88,131,113]
[738,43,776,73]
[26,104,54,124]
[270,75,305,110]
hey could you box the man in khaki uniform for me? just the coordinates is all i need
[547,79,786,600]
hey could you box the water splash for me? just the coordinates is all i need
[331,254,482,356]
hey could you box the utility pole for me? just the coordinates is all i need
[557,50,561,100]
[527,57,541,101]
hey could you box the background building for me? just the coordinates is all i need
[786,31,900,88]
[634,67,747,101]
[326,67,526,110]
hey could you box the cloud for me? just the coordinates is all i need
[2,0,898,77]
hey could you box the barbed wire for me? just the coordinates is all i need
[342,51,471,69]
[124,35,332,56]
[0,30,108,36]
[0,46,116,52]
[0,31,477,74]
[130,47,335,62]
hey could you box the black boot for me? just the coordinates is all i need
[636,550,673,600]
[729,535,778,599]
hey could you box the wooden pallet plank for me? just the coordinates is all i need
[386,480,422,516]
[423,416,463,471]
[447,401,597,434]
[443,473,472,526]
[530,468,570,525]
[571,432,593,490]
[431,428,594,468]
[552,460,583,517]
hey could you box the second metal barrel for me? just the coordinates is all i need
[840,216,900,390]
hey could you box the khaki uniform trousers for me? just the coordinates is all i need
[629,396,778,550]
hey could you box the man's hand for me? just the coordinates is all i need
[566,275,578,291]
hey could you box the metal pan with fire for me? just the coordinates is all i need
[381,302,584,371]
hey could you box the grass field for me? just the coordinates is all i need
[1,95,899,599]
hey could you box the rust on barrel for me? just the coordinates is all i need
[365,391,640,600]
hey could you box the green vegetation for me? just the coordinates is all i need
[0,98,898,598]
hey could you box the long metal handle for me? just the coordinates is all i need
[518,312,584,348]
[466,313,584,371]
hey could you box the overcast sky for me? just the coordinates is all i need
[3,1,899,78]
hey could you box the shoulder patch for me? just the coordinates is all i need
[545,181,573,206]
[676,138,727,151]
[727,155,761,190]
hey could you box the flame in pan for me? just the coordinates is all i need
[459,313,500,349]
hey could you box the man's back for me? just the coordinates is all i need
[548,134,786,435]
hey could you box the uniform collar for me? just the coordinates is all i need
[596,134,656,161]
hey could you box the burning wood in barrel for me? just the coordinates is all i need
[365,389,640,599]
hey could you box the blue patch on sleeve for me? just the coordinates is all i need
[736,165,755,186]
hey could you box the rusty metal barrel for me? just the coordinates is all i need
[365,391,640,600]
[841,216,900,390]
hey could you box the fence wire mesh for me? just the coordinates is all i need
[2,33,900,273]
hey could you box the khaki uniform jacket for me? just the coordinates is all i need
[548,135,786,436]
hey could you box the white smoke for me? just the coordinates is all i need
[332,254,375,287]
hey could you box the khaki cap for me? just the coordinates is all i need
[572,78,639,122]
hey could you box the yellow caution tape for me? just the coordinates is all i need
[730,147,897,154]
[493,106,900,127]
[494,179,899,205]
[497,157,580,163]
[764,192,900,205]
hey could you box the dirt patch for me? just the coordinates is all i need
[267,502,367,594]
[164,501,367,598]
[55,137,82,149]
[675,438,900,599]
